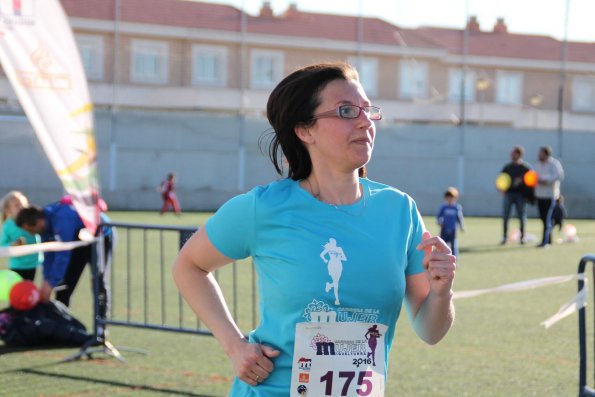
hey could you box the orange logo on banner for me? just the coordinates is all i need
[298,373,310,383]
[17,45,72,90]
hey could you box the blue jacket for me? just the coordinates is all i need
[41,202,86,287]
[437,203,465,233]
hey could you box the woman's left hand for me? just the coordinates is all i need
[416,231,456,297]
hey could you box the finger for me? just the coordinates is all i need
[420,238,452,254]
[251,368,268,383]
[257,346,280,372]
[419,231,433,254]
[433,241,453,254]
[427,263,456,279]
[242,374,259,387]
[253,360,273,379]
[429,263,456,275]
[422,251,456,270]
[261,345,280,358]
[426,257,457,272]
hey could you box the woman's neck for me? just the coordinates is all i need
[302,171,361,206]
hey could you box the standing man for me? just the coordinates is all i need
[534,146,564,247]
[500,145,533,245]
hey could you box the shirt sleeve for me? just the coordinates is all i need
[205,191,255,260]
[540,160,564,184]
[436,205,443,225]
[555,159,565,182]
[406,198,426,276]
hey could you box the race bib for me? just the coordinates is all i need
[290,322,387,397]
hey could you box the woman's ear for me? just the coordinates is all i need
[295,124,314,144]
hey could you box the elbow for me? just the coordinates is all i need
[172,255,208,288]
[420,321,454,346]
[422,327,450,346]
[415,304,455,346]
[171,257,186,288]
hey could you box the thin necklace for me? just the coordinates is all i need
[304,178,366,216]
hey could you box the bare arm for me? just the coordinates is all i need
[172,227,279,386]
[405,232,456,345]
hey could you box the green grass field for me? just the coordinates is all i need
[1,212,594,396]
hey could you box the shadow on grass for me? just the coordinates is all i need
[459,243,534,254]
[0,344,75,356]
[1,366,220,397]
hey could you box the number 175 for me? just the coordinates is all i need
[320,370,373,396]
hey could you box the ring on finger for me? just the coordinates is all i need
[255,375,261,383]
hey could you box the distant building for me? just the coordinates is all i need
[1,0,593,131]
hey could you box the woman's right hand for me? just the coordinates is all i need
[229,339,280,386]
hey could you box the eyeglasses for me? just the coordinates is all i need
[311,105,382,121]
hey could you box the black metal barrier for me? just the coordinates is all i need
[66,221,258,361]
[578,254,595,397]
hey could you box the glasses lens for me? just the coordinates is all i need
[367,107,382,120]
[339,105,360,119]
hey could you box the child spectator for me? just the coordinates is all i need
[0,191,42,280]
[437,187,465,257]
[160,172,181,215]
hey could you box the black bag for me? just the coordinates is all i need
[521,185,536,206]
[0,301,92,347]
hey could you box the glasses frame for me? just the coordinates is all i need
[311,105,382,121]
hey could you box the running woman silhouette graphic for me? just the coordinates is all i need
[320,238,346,305]
[365,324,382,366]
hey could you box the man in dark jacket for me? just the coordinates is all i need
[500,145,533,245]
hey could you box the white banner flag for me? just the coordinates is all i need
[0,0,99,233]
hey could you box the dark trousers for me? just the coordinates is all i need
[440,229,458,257]
[55,235,112,319]
[55,244,92,307]
[12,268,36,281]
[537,197,555,245]
[502,192,527,239]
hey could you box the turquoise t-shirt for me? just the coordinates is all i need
[0,218,43,270]
[205,178,426,397]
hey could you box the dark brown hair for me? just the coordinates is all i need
[512,145,524,157]
[264,62,362,180]
[540,146,552,157]
[15,205,44,228]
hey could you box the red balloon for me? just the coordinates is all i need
[9,281,40,311]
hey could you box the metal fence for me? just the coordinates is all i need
[67,221,258,361]
[578,254,595,397]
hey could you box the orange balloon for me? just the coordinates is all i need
[523,170,539,187]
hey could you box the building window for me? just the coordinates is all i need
[349,57,378,97]
[496,71,523,105]
[448,68,476,102]
[572,76,595,112]
[399,60,428,99]
[250,49,283,89]
[192,45,227,87]
[76,34,103,81]
[130,39,168,84]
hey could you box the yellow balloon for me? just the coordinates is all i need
[496,173,512,192]
[0,270,23,301]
